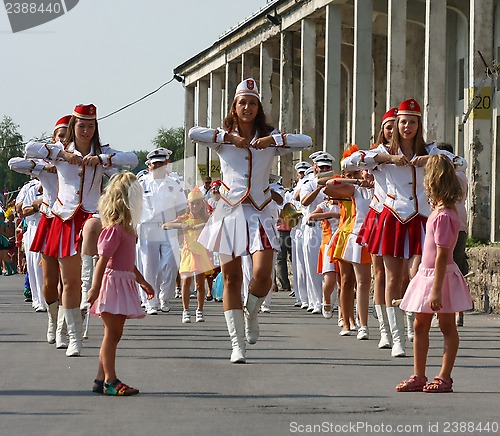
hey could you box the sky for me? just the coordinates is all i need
[2,0,270,152]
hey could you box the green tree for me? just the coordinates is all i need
[152,127,184,162]
[131,150,149,174]
[0,116,29,204]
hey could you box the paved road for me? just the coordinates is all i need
[1,273,499,436]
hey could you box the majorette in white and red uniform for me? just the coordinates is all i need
[10,115,70,255]
[342,108,396,253]
[25,105,138,258]
[189,79,312,258]
[343,100,466,259]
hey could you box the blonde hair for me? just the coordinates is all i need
[424,154,463,208]
[98,172,143,231]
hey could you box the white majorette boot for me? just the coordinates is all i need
[244,293,266,344]
[64,307,83,357]
[224,309,246,363]
[406,311,415,342]
[386,306,406,357]
[375,305,391,349]
[47,301,58,344]
[80,254,97,311]
[56,306,68,349]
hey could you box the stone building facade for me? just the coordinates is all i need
[174,0,500,242]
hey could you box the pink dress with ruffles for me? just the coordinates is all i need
[400,208,472,314]
[90,225,144,319]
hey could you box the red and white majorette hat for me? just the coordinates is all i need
[234,78,260,101]
[381,107,398,126]
[53,115,72,133]
[72,104,97,120]
[397,99,421,117]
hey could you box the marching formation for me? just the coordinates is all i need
[2,78,472,396]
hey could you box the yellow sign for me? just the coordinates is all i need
[469,87,492,120]
[197,164,208,178]
[209,160,221,178]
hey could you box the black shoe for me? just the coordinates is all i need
[92,379,104,394]
[24,297,32,303]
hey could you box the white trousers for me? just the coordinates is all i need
[24,224,44,309]
[303,223,323,310]
[292,225,308,305]
[138,236,180,309]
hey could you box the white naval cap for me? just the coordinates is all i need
[313,152,335,166]
[136,169,149,180]
[234,78,261,101]
[269,173,282,184]
[308,151,325,161]
[294,161,312,173]
[146,147,172,163]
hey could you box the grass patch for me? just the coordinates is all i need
[466,237,491,247]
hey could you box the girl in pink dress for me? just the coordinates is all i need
[88,172,154,396]
[396,155,472,393]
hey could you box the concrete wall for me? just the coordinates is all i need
[466,247,500,314]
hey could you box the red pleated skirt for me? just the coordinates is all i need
[30,214,53,254]
[44,208,92,258]
[356,208,380,249]
[366,207,427,259]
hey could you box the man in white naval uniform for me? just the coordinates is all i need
[14,179,39,304]
[289,161,312,308]
[21,181,45,312]
[300,152,335,314]
[137,147,186,315]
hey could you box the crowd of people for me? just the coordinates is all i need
[2,78,472,396]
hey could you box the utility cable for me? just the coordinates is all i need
[98,76,178,121]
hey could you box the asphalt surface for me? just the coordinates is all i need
[1,273,499,436]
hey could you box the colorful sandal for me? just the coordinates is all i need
[423,376,453,393]
[396,375,428,392]
[104,379,139,396]
[92,379,104,394]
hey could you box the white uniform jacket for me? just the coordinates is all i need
[9,157,58,218]
[139,172,187,224]
[189,127,312,211]
[22,181,43,226]
[15,179,39,207]
[343,143,467,222]
[25,141,138,220]
[299,177,326,221]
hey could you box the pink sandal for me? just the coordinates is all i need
[423,376,453,393]
[396,374,428,392]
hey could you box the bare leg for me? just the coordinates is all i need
[383,256,407,305]
[181,275,192,311]
[248,249,274,298]
[220,255,243,311]
[322,271,337,307]
[42,254,60,304]
[195,273,206,310]
[80,218,101,256]
[338,260,355,333]
[413,313,433,377]
[58,254,82,308]
[99,312,126,383]
[352,263,371,328]
[372,255,385,305]
[437,313,459,380]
